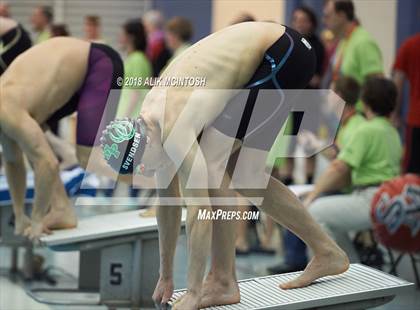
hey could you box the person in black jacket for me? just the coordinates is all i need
[280,5,326,186]
[293,6,325,89]
[0,17,32,75]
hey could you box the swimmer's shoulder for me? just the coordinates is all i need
[204,22,286,56]
[218,21,285,38]
[13,37,91,68]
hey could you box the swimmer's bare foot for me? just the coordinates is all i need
[14,214,31,235]
[42,206,77,230]
[200,275,240,308]
[235,238,249,254]
[280,246,349,289]
[140,206,156,218]
[172,291,200,310]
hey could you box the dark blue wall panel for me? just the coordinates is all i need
[285,0,324,30]
[395,0,420,123]
[396,0,420,48]
[153,0,212,42]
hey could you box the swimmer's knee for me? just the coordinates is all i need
[75,145,92,169]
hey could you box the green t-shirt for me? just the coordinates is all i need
[338,117,402,186]
[36,29,51,44]
[338,26,383,84]
[336,113,366,149]
[117,51,152,118]
[337,27,383,111]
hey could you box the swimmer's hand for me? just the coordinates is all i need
[303,191,317,208]
[298,130,323,155]
[23,218,52,244]
[153,276,174,308]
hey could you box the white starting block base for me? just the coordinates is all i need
[170,264,413,310]
[27,209,186,309]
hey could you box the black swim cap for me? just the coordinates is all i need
[100,117,148,174]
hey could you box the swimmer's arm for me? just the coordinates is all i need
[45,131,78,169]
[124,91,143,117]
[76,145,134,184]
[304,159,351,206]
[0,134,27,218]
[155,164,182,280]
[1,111,59,221]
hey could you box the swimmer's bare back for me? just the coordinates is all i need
[0,37,90,124]
[142,22,286,137]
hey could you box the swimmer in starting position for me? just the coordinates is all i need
[100,22,350,310]
[0,37,124,239]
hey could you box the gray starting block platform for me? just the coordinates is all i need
[169,264,413,310]
[0,168,98,279]
[0,203,34,278]
[27,209,186,309]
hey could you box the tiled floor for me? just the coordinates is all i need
[1,231,419,310]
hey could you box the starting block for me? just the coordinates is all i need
[0,167,97,279]
[28,208,186,309]
[169,264,413,309]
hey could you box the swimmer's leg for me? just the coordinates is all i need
[198,127,240,308]
[233,146,349,289]
[33,131,77,231]
[0,135,32,234]
[41,179,77,230]
[200,190,240,308]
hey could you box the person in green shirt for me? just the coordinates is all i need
[323,0,383,111]
[117,19,152,118]
[164,17,193,67]
[303,77,402,262]
[333,76,365,153]
[30,5,52,44]
[84,15,106,44]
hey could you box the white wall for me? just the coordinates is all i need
[7,0,152,50]
[212,0,397,75]
[353,0,397,76]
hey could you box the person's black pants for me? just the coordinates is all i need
[404,125,420,174]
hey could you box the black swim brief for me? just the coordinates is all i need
[212,25,316,150]
[0,24,32,75]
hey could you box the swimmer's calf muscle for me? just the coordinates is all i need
[169,137,212,308]
[153,166,182,305]
[0,109,60,237]
[0,133,28,229]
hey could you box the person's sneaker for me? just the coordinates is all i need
[267,263,306,275]
[235,247,250,256]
